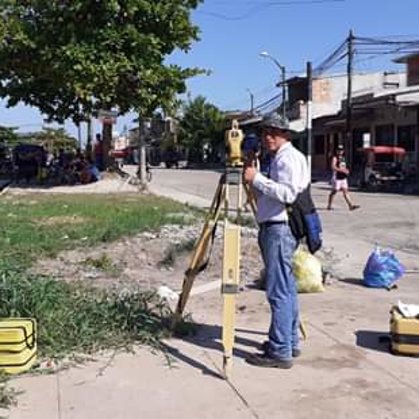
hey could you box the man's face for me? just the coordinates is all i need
[262,128,288,153]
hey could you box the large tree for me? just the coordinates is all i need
[178,95,225,163]
[0,1,202,122]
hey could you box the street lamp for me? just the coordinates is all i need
[246,88,254,114]
[259,51,287,119]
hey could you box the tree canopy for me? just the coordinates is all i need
[0,1,203,123]
[178,95,225,163]
[8,128,77,152]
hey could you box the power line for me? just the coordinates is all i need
[197,0,345,21]
[253,93,281,111]
[313,38,348,75]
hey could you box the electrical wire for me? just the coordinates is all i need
[197,0,345,21]
[253,93,281,113]
[313,38,348,75]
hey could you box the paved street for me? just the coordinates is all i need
[7,167,419,419]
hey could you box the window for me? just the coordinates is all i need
[397,125,416,152]
[375,124,394,146]
[314,134,325,155]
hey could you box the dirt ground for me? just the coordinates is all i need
[32,223,266,293]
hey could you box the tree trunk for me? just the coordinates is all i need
[102,123,112,169]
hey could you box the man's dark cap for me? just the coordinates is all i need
[258,112,295,133]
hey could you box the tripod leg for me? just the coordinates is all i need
[172,180,226,327]
[300,320,307,340]
[221,223,240,379]
[243,182,258,218]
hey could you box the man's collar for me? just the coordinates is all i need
[272,141,291,157]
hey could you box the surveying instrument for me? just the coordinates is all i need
[172,120,305,378]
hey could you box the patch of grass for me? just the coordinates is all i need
[0,262,172,358]
[158,238,196,268]
[0,193,195,268]
[81,253,121,277]
[229,214,257,228]
[0,372,18,416]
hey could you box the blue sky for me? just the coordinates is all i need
[1,0,419,141]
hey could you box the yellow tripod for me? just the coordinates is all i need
[172,167,306,378]
[172,168,254,377]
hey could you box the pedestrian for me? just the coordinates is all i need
[94,133,104,171]
[327,145,360,211]
[243,112,309,369]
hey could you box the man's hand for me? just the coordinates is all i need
[244,166,258,184]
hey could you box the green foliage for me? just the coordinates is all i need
[16,128,77,152]
[0,1,203,123]
[0,126,19,146]
[0,193,193,267]
[0,371,18,413]
[81,253,121,277]
[158,238,196,268]
[178,96,225,163]
[0,262,172,357]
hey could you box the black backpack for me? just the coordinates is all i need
[286,186,322,254]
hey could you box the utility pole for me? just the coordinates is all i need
[77,123,82,149]
[345,29,355,158]
[259,51,287,119]
[246,89,254,114]
[306,61,313,179]
[137,113,147,189]
[281,66,287,120]
[86,117,93,159]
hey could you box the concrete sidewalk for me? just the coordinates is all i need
[8,264,419,419]
[7,245,419,419]
[6,172,419,419]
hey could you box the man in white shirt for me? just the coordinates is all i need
[244,112,309,369]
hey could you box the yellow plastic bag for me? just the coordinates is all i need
[293,248,324,293]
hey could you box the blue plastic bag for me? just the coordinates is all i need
[363,247,405,289]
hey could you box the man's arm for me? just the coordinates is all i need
[331,156,349,174]
[252,165,298,204]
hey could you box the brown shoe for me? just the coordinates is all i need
[350,205,360,211]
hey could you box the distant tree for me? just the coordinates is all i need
[34,128,78,153]
[14,128,77,153]
[0,0,203,167]
[0,126,19,146]
[178,96,224,163]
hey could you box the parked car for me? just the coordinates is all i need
[358,146,406,190]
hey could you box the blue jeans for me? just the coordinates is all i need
[258,223,299,360]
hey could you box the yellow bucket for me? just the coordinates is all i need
[0,318,37,374]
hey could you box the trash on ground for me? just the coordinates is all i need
[363,246,405,289]
[293,248,324,293]
[397,301,419,318]
[157,285,179,302]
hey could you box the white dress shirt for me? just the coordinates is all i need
[252,142,310,224]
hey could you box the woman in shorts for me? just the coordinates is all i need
[327,145,360,211]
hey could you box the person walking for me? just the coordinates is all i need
[243,112,309,369]
[327,145,360,211]
[93,133,104,171]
